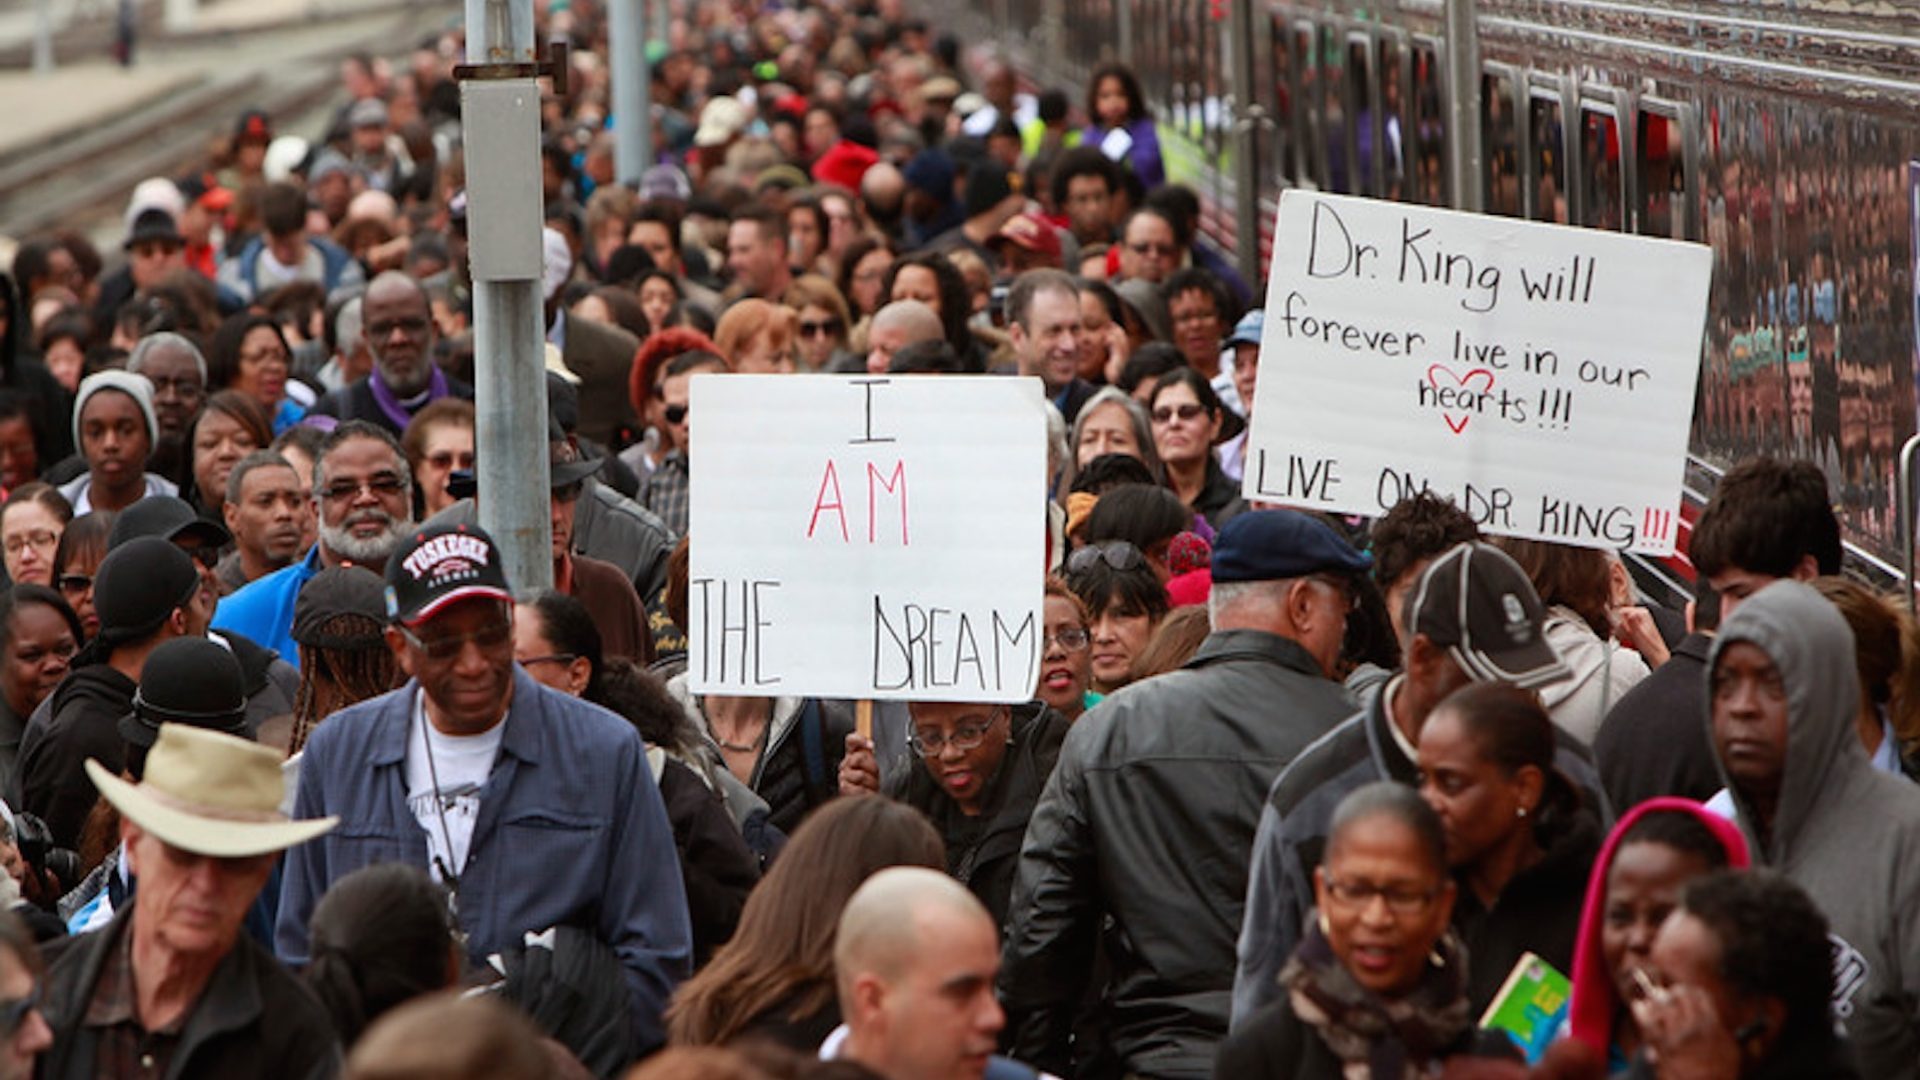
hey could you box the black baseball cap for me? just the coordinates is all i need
[1407,541,1570,689]
[119,637,249,749]
[108,495,231,551]
[293,567,389,650]
[384,522,513,627]
[93,537,201,648]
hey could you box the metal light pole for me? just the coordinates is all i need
[458,0,553,592]
[609,0,652,184]
[32,0,52,74]
[1445,0,1482,213]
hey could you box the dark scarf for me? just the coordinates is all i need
[1283,912,1474,1079]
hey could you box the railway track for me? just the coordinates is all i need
[0,0,459,242]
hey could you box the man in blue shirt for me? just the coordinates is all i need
[213,421,415,667]
[274,521,692,1055]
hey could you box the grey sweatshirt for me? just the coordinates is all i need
[1710,582,1920,1079]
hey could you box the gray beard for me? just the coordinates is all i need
[319,512,413,565]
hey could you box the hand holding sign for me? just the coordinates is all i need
[1245,192,1712,555]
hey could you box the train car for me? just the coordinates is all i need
[945,0,1920,598]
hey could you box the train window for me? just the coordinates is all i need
[1638,108,1689,240]
[1529,92,1569,223]
[1268,14,1295,184]
[1322,27,1351,193]
[1580,107,1624,230]
[1296,24,1324,189]
[1410,41,1447,206]
[1377,37,1407,201]
[1483,69,1520,216]
[1348,35,1376,195]
[1202,8,1223,152]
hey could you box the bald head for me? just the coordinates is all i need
[862,162,906,218]
[866,300,945,375]
[835,867,989,997]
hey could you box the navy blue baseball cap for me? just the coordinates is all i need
[1210,510,1371,583]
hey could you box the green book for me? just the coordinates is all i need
[1478,951,1570,1063]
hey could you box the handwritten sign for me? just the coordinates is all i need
[687,374,1047,702]
[1244,191,1712,555]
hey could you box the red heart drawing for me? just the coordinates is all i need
[1427,364,1496,434]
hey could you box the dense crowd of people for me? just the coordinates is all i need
[0,0,1913,1078]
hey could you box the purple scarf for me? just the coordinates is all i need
[368,364,449,432]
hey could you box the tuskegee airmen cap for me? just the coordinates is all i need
[384,522,514,627]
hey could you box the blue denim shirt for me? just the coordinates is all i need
[211,546,321,670]
[274,666,692,1053]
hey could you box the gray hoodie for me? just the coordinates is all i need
[1709,581,1920,1079]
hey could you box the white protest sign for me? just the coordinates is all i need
[687,374,1047,702]
[1244,191,1712,555]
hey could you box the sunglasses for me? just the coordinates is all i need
[1151,402,1207,424]
[664,404,689,424]
[427,451,475,471]
[0,981,39,1035]
[1066,541,1146,574]
[57,573,92,595]
[798,318,842,339]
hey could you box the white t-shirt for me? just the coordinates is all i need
[404,691,504,886]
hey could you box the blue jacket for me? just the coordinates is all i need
[212,547,321,669]
[274,667,693,1054]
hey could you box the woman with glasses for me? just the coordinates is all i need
[838,693,1069,935]
[208,312,307,436]
[0,586,79,789]
[1216,782,1519,1078]
[1064,539,1171,695]
[399,398,474,520]
[0,485,70,589]
[1417,682,1603,1013]
[782,275,856,372]
[1037,578,1095,722]
[1148,368,1245,532]
[50,511,112,643]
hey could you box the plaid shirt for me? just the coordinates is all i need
[84,921,184,1079]
[639,450,690,539]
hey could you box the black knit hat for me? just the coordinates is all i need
[93,537,200,648]
[118,637,249,750]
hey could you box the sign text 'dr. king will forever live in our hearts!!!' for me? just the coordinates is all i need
[1244,192,1712,556]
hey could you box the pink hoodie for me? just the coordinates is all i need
[1565,797,1751,1058]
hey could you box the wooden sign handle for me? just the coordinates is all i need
[855,699,873,741]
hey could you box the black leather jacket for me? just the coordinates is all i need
[999,629,1354,1078]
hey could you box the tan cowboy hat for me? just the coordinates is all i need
[85,724,338,859]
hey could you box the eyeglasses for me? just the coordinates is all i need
[1323,876,1442,915]
[906,710,1006,758]
[1044,627,1091,651]
[57,573,92,595]
[367,316,431,339]
[798,318,842,339]
[0,981,40,1035]
[143,374,203,400]
[553,479,584,503]
[1151,402,1207,424]
[426,451,475,471]
[400,620,513,661]
[1067,541,1146,574]
[2,530,57,555]
[519,653,577,669]
[321,472,407,503]
[664,404,689,424]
